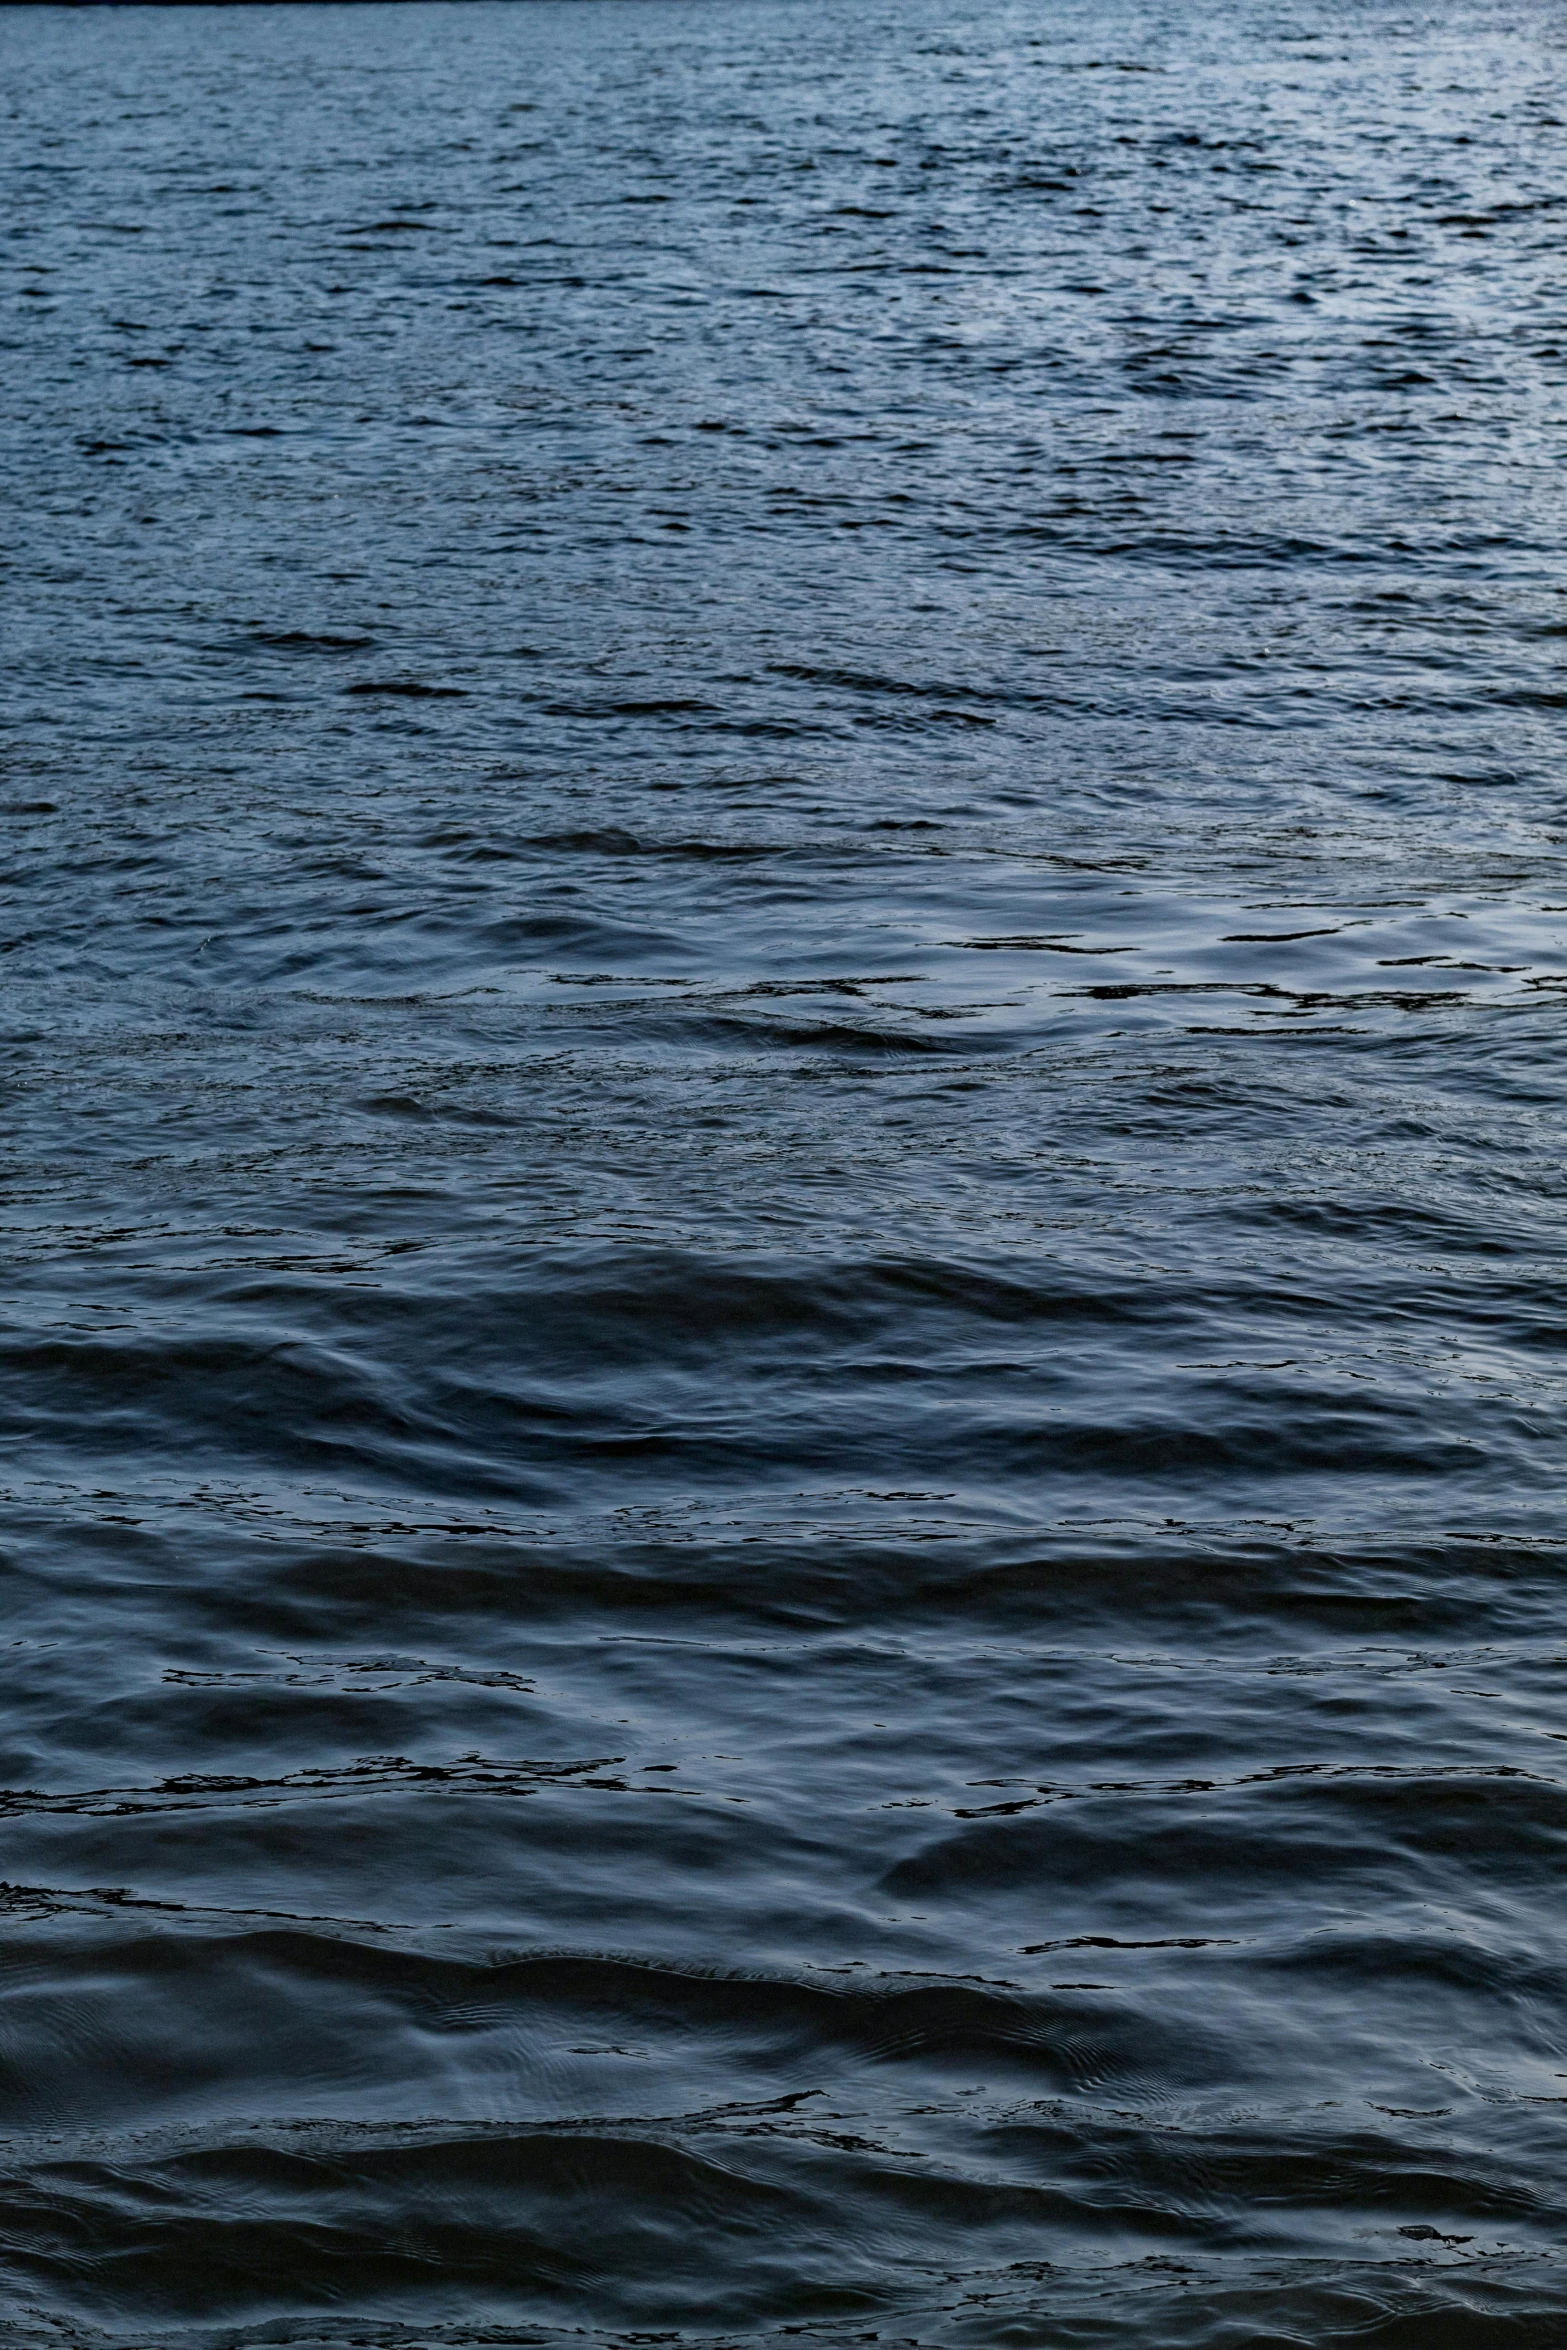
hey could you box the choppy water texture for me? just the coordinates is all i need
[3,0,1567,2340]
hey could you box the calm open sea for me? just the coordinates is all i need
[3,0,1567,2340]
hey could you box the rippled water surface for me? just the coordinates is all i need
[4,0,1567,2339]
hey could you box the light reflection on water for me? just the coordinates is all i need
[2,0,1567,2339]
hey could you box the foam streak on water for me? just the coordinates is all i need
[3,0,1567,2341]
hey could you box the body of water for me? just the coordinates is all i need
[4,1,1567,2340]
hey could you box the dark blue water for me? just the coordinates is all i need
[4,0,1567,2339]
